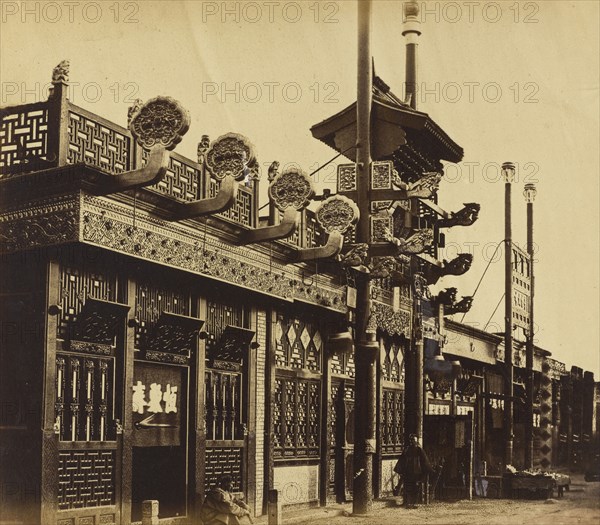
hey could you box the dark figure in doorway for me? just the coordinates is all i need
[199,475,252,525]
[395,434,433,508]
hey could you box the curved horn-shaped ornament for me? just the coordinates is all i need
[169,175,238,220]
[295,195,359,262]
[166,133,255,220]
[88,96,189,195]
[237,167,314,245]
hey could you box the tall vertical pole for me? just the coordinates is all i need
[353,0,376,515]
[503,162,514,467]
[524,183,537,468]
[402,1,421,109]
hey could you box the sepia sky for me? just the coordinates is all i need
[1,0,598,375]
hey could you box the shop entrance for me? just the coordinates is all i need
[131,361,188,521]
[424,414,474,500]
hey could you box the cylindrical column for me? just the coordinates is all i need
[352,0,375,515]
[402,1,421,109]
[502,162,515,467]
[524,183,536,468]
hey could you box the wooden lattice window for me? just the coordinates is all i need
[205,368,243,441]
[381,339,405,383]
[273,375,320,459]
[205,300,244,354]
[59,266,116,340]
[274,314,323,372]
[134,280,190,350]
[55,354,115,442]
[381,388,404,455]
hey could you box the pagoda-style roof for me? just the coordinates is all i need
[310,75,463,164]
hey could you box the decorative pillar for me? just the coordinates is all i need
[502,162,515,467]
[523,182,537,468]
[352,0,377,515]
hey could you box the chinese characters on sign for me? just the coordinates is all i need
[132,381,178,414]
[132,363,184,447]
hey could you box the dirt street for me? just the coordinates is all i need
[277,474,600,525]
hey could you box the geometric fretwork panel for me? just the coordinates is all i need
[143,149,201,202]
[381,388,404,455]
[55,354,115,442]
[381,339,405,383]
[273,375,320,460]
[67,111,130,174]
[205,447,243,493]
[59,266,116,340]
[0,106,49,172]
[330,338,356,379]
[58,450,115,510]
[210,179,255,227]
[274,313,322,372]
[134,281,189,350]
[205,301,244,355]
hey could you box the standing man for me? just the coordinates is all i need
[199,475,252,524]
[395,434,433,508]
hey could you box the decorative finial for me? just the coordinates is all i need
[402,1,421,35]
[52,60,70,84]
[404,0,419,19]
[127,99,143,127]
[197,135,210,164]
[268,161,280,182]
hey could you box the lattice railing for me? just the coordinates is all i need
[141,148,202,202]
[0,101,50,175]
[67,106,131,174]
[209,179,256,228]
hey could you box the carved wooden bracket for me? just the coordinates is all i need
[237,167,313,245]
[167,175,238,220]
[295,231,344,262]
[87,96,189,195]
[294,195,359,263]
[165,132,255,221]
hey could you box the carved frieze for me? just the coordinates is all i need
[81,195,345,311]
[0,194,79,253]
[370,301,411,338]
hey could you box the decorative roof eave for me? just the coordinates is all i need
[310,99,463,164]
[445,318,504,345]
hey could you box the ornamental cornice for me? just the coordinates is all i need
[81,195,346,312]
[0,193,80,253]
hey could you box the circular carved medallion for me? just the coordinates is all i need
[205,133,256,181]
[129,96,190,151]
[268,168,314,211]
[315,195,360,234]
